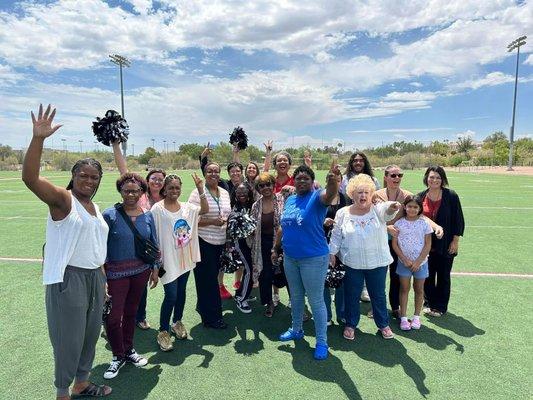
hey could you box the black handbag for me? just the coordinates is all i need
[114,204,165,277]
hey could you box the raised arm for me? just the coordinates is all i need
[320,157,341,205]
[232,144,240,163]
[263,140,272,172]
[199,143,211,176]
[191,173,209,215]
[112,141,128,175]
[22,104,70,218]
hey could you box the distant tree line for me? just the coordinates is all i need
[1,131,532,171]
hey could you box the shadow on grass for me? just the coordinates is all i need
[278,340,362,400]
[427,312,485,338]
[91,362,162,400]
[329,328,430,398]
[394,324,465,352]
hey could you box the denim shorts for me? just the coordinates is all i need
[396,260,429,280]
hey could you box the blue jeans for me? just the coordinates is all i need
[159,272,190,332]
[344,266,389,329]
[284,254,329,346]
[324,283,345,322]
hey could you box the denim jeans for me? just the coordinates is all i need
[324,283,345,322]
[344,266,389,329]
[284,254,329,346]
[159,271,190,332]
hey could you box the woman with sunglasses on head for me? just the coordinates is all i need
[250,173,284,317]
[417,166,464,317]
[188,162,232,329]
[151,173,208,351]
[101,173,160,380]
[23,104,111,399]
[112,142,166,330]
[274,163,341,360]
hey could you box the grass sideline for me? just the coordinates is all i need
[0,169,532,399]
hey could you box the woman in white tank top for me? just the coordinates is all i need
[22,104,112,399]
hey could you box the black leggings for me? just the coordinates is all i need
[194,238,224,324]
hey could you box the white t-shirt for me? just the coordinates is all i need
[329,202,397,270]
[393,217,433,262]
[43,193,108,285]
[151,201,201,285]
[188,187,231,245]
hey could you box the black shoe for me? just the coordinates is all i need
[203,319,228,329]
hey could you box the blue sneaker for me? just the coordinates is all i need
[314,343,329,360]
[279,328,304,341]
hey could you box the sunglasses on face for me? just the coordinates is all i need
[388,173,404,178]
[257,182,272,189]
[149,177,164,183]
[122,189,141,195]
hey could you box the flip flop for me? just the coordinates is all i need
[72,382,112,398]
[343,327,355,341]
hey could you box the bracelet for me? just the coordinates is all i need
[199,192,207,199]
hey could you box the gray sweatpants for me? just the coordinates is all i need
[46,265,106,397]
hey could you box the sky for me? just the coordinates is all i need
[0,0,532,154]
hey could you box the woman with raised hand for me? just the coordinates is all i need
[272,150,295,194]
[22,104,111,399]
[417,166,464,317]
[250,173,284,317]
[274,162,341,360]
[101,173,160,380]
[188,162,232,329]
[112,142,166,330]
[151,173,208,351]
[329,174,401,341]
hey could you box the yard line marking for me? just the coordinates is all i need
[463,206,533,210]
[2,257,531,278]
[0,216,45,220]
[467,226,533,229]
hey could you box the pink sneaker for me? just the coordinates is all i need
[411,318,421,330]
[400,319,411,331]
[219,285,232,300]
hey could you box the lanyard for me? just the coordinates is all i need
[207,187,222,216]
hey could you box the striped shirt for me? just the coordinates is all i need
[188,187,231,245]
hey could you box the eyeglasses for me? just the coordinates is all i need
[149,177,164,183]
[205,170,220,175]
[388,173,404,178]
[257,182,272,189]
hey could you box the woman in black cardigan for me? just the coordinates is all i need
[417,166,464,317]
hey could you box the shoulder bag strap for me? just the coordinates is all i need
[114,203,143,241]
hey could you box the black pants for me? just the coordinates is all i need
[235,238,253,302]
[424,252,454,314]
[388,240,400,311]
[194,238,224,324]
[259,234,274,305]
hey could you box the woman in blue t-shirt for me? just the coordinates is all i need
[272,163,341,360]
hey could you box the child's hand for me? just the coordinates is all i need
[402,258,413,268]
[411,261,421,272]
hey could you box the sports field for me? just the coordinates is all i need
[0,169,532,399]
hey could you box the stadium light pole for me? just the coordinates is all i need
[109,54,131,158]
[506,35,527,171]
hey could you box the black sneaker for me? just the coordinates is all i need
[125,348,148,367]
[103,356,125,379]
[236,299,252,314]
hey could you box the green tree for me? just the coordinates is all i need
[138,147,159,165]
[456,137,475,154]
[427,141,449,156]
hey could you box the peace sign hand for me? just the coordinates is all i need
[31,104,62,139]
[191,172,204,189]
[326,156,341,183]
[263,140,273,152]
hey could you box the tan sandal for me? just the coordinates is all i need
[343,327,355,341]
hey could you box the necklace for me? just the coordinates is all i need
[386,188,400,202]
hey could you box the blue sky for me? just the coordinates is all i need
[0,0,531,153]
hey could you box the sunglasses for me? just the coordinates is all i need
[388,173,404,178]
[257,182,272,189]
[149,177,164,183]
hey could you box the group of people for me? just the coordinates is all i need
[24,105,465,399]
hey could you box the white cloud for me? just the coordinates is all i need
[457,129,476,139]
[450,72,514,90]
[525,54,533,66]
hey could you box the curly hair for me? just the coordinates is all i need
[292,165,315,181]
[346,173,376,200]
[116,172,148,193]
[345,152,374,178]
[231,182,255,210]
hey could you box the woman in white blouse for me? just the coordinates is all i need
[329,174,400,341]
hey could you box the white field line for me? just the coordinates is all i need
[0,257,531,278]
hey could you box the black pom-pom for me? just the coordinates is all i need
[92,110,129,146]
[227,210,256,240]
[325,260,346,288]
[220,247,244,273]
[229,126,248,150]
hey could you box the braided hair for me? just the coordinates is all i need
[66,158,103,199]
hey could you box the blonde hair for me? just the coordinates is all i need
[346,173,376,200]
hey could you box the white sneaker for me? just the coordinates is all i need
[273,293,280,306]
[104,356,125,379]
[125,348,148,367]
